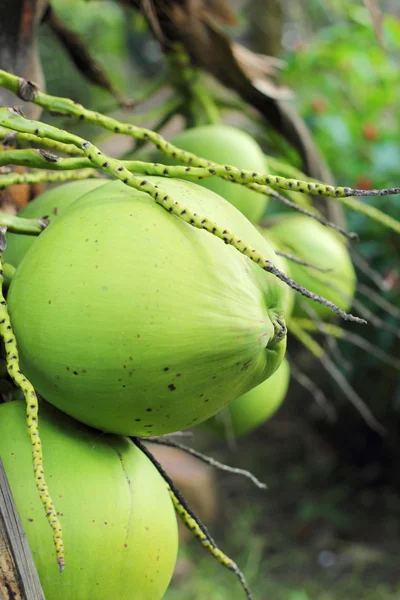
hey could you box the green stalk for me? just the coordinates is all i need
[0,168,100,189]
[0,213,48,234]
[0,107,364,323]
[0,127,84,156]
[1,71,398,205]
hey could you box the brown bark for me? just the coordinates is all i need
[0,0,48,119]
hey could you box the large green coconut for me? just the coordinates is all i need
[4,179,107,268]
[206,358,290,437]
[0,400,178,600]
[265,215,356,319]
[153,124,268,223]
[8,177,289,436]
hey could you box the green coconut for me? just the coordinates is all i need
[0,399,178,600]
[206,358,290,437]
[265,214,356,319]
[4,179,107,268]
[153,124,268,223]
[8,176,289,436]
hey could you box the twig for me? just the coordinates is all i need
[300,302,351,371]
[132,438,253,600]
[296,318,400,370]
[350,247,392,291]
[0,168,100,189]
[357,283,400,319]
[287,354,336,422]
[289,320,385,434]
[253,185,357,240]
[146,437,267,489]
[275,250,334,273]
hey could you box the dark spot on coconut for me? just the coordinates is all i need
[66,367,70,371]
[48,300,51,304]
[168,384,176,391]
[124,543,128,548]
[146,408,152,412]
[123,365,127,369]
[129,356,133,361]
[27,518,34,522]
[82,369,87,374]
[104,522,108,525]
[73,371,78,375]
[164,367,169,372]
[176,373,181,377]
[135,418,141,422]
[137,334,141,338]
[204,399,209,403]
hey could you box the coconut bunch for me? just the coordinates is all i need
[0,69,399,600]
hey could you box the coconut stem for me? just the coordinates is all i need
[0,167,100,190]
[0,107,365,324]
[0,212,48,234]
[133,438,253,600]
[288,319,385,434]
[0,245,64,571]
[0,71,399,201]
[0,126,84,156]
[0,147,356,239]
[146,437,267,489]
[287,353,336,422]
[274,250,334,273]
[295,318,400,370]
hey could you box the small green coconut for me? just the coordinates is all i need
[206,358,290,437]
[0,399,178,600]
[153,124,268,223]
[8,176,289,436]
[4,179,107,268]
[265,214,356,319]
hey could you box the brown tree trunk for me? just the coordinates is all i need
[0,0,48,119]
[249,0,283,57]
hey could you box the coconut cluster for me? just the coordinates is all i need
[1,124,355,598]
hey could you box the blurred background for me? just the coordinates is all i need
[2,0,400,598]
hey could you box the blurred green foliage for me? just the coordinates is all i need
[283,13,400,190]
[279,10,400,430]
